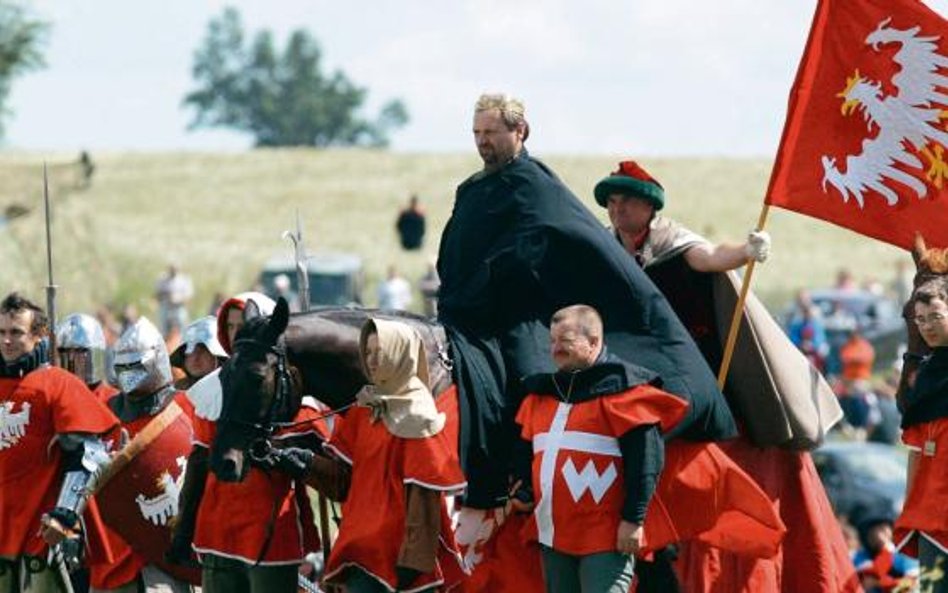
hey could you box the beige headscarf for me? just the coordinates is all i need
[357,318,446,439]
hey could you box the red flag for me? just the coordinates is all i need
[766,0,948,249]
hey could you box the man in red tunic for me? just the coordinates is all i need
[0,293,118,593]
[166,292,273,570]
[173,293,324,593]
[512,305,688,592]
[895,277,948,592]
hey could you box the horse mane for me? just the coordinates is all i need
[283,306,452,409]
[913,233,948,277]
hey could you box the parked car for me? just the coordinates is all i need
[783,289,906,372]
[812,440,907,521]
[258,251,363,307]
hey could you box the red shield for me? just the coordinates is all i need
[94,401,200,584]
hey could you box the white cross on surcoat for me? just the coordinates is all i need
[533,402,621,546]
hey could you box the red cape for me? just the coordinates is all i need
[675,438,862,593]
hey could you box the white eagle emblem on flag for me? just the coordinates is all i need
[821,18,948,208]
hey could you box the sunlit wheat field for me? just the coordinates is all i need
[0,150,909,321]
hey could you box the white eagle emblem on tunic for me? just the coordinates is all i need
[821,18,948,208]
[0,401,31,449]
[135,455,187,526]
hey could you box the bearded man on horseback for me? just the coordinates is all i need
[435,93,742,590]
[437,94,736,510]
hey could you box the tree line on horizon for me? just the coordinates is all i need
[0,3,409,148]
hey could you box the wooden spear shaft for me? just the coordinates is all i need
[717,203,772,390]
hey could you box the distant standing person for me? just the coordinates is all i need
[272,274,300,312]
[78,150,95,189]
[154,264,194,338]
[378,265,412,311]
[396,194,427,250]
[417,259,440,317]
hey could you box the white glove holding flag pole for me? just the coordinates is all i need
[744,230,771,263]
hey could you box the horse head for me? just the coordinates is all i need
[211,299,454,482]
[212,298,303,482]
[896,234,948,408]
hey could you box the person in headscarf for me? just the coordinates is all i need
[320,318,466,593]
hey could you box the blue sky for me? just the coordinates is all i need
[6,0,948,156]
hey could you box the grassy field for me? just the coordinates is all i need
[0,150,909,322]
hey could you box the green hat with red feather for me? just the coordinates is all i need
[594,160,665,210]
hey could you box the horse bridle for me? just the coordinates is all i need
[226,337,298,463]
[228,337,356,463]
[227,320,454,463]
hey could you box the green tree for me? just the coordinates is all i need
[184,8,408,148]
[0,1,48,136]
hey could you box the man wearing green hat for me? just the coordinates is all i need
[594,160,770,272]
[594,161,853,593]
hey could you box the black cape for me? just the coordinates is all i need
[901,346,948,428]
[437,151,736,508]
[521,350,662,403]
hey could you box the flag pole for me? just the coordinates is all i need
[717,203,771,389]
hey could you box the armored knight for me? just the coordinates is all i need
[90,318,196,593]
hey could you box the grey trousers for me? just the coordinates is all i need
[919,536,948,593]
[0,556,70,593]
[540,546,635,593]
[200,554,297,593]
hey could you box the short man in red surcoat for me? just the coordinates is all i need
[512,305,688,592]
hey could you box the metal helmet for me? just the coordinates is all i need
[56,313,108,387]
[170,315,227,369]
[112,317,172,397]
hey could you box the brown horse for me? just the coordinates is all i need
[896,234,948,411]
[210,297,453,481]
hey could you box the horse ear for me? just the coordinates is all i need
[268,297,290,339]
[244,299,262,322]
[913,233,927,268]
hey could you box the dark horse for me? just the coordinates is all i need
[209,297,454,481]
[896,235,948,409]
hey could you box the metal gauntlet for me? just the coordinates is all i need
[55,434,111,515]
